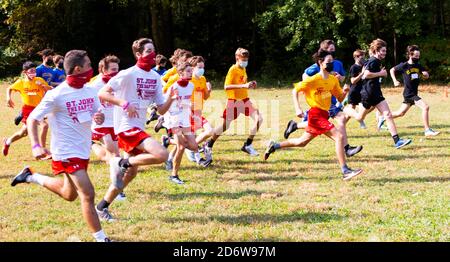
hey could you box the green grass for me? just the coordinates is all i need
[0,81,449,242]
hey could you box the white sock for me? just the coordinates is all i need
[5,138,12,145]
[168,152,175,161]
[25,173,47,186]
[93,229,108,242]
[194,152,201,162]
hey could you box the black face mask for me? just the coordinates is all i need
[58,62,64,69]
[359,57,366,65]
[411,58,419,64]
[325,62,334,73]
[45,59,53,66]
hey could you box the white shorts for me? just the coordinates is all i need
[165,110,191,129]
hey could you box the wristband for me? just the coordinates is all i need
[32,144,42,149]
[122,101,130,110]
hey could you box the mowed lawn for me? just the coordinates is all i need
[0,80,448,242]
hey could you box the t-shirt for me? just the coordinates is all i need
[9,77,49,107]
[304,60,345,110]
[51,68,66,87]
[190,76,208,111]
[362,57,383,96]
[394,62,425,98]
[349,64,363,91]
[29,82,101,161]
[152,66,167,76]
[108,65,165,134]
[162,67,177,83]
[224,64,248,100]
[87,77,114,128]
[165,82,194,128]
[36,64,54,85]
[293,73,343,111]
[163,73,179,94]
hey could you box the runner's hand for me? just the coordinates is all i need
[7,99,14,108]
[296,108,304,118]
[126,104,139,118]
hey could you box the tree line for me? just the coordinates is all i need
[0,0,448,83]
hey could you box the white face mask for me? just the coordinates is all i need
[239,61,248,68]
[195,68,205,77]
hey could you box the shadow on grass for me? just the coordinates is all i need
[368,176,450,185]
[145,189,264,200]
[405,124,450,129]
[162,211,344,225]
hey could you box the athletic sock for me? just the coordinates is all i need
[5,138,12,145]
[118,158,132,169]
[274,143,281,150]
[97,199,110,210]
[207,139,216,148]
[344,144,350,151]
[341,164,351,174]
[244,138,253,146]
[25,173,47,186]
[93,229,108,242]
[392,134,400,144]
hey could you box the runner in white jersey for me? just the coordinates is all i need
[164,62,210,184]
[88,55,120,163]
[11,50,111,242]
[95,38,176,221]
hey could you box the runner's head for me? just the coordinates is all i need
[235,48,249,69]
[132,38,155,60]
[64,50,92,75]
[53,55,64,69]
[320,39,336,54]
[313,49,334,73]
[353,49,366,65]
[22,61,37,80]
[369,39,387,60]
[188,56,205,78]
[103,55,120,75]
[156,54,167,68]
[169,48,184,68]
[38,48,54,66]
[406,45,420,63]
[177,50,193,67]
[177,62,193,80]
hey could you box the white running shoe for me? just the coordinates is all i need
[241,144,259,156]
[109,157,124,189]
[425,128,440,137]
[185,149,196,162]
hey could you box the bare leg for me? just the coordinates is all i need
[196,122,214,145]
[248,109,263,139]
[392,103,411,119]
[7,124,28,144]
[375,100,398,136]
[38,119,49,148]
[172,133,186,177]
[128,138,169,166]
[279,132,315,148]
[324,128,346,167]
[414,99,430,130]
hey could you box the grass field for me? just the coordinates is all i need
[0,81,448,242]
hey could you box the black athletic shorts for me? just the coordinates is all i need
[348,86,362,106]
[403,95,421,105]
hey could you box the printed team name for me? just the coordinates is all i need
[136,77,157,99]
[66,98,95,114]
[406,68,420,74]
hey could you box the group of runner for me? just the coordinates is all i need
[3,37,440,241]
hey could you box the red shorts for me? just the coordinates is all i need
[22,105,36,124]
[117,127,150,155]
[92,127,118,141]
[52,158,89,175]
[222,98,256,121]
[306,108,335,137]
[190,113,209,132]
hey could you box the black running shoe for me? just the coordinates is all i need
[284,120,298,139]
[146,110,159,125]
[11,166,32,186]
[154,116,165,133]
[264,141,277,161]
[169,175,184,185]
[197,158,212,167]
[161,135,170,148]
[345,145,363,157]
[342,168,363,181]
[14,111,23,126]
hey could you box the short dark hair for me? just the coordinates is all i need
[188,56,205,67]
[320,40,335,50]
[38,48,54,57]
[313,49,333,65]
[177,62,192,73]
[64,50,88,75]
[132,38,153,59]
[53,54,64,64]
[156,54,167,66]
[103,55,120,71]
[406,45,420,58]
[22,61,37,71]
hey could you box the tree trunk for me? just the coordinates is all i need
[150,0,174,57]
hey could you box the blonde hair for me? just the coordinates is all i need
[235,47,249,58]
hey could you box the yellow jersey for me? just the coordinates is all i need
[10,77,50,107]
[190,76,208,111]
[162,67,177,83]
[293,73,343,111]
[224,64,248,100]
[163,73,179,94]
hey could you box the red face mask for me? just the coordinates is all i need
[66,68,94,89]
[136,52,156,71]
[102,71,118,84]
[177,77,191,87]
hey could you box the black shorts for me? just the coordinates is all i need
[348,87,362,106]
[403,95,421,105]
[361,94,385,109]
